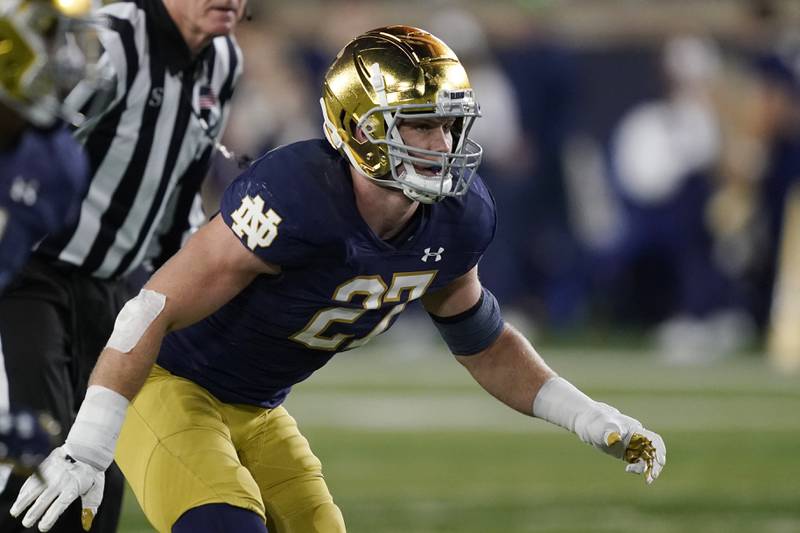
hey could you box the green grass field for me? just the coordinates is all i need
[117,337,800,533]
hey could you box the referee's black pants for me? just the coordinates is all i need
[0,254,134,533]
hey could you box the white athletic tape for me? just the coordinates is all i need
[66,385,129,470]
[532,376,596,428]
[106,289,166,353]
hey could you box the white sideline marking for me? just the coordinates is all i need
[285,392,800,432]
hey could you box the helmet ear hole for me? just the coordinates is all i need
[353,116,386,144]
[353,128,366,143]
[347,117,361,139]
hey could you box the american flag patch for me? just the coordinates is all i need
[199,86,217,110]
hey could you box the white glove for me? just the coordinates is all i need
[574,401,666,484]
[9,445,104,532]
[8,386,128,531]
[533,377,667,484]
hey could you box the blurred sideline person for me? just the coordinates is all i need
[605,35,754,361]
[0,0,95,506]
[10,27,666,533]
[0,0,246,531]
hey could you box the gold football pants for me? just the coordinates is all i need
[115,365,345,533]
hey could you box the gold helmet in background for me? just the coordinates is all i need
[321,25,483,204]
[0,0,99,127]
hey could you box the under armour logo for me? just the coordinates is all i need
[230,194,282,250]
[421,247,444,263]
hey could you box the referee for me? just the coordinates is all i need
[0,1,246,531]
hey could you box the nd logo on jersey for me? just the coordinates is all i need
[230,194,282,250]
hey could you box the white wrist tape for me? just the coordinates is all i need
[65,385,129,470]
[106,289,166,353]
[532,376,597,435]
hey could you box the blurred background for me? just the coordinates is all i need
[125,0,800,531]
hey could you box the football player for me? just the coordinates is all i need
[0,0,95,501]
[0,0,95,291]
[10,26,667,533]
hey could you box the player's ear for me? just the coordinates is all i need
[353,126,368,143]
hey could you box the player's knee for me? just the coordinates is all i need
[264,474,344,532]
[309,501,346,533]
[267,499,345,533]
[289,502,345,533]
[172,503,268,533]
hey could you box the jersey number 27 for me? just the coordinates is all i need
[290,271,437,351]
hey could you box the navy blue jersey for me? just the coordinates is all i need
[158,139,496,407]
[0,127,88,290]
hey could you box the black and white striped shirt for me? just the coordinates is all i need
[37,0,242,278]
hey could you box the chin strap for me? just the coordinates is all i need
[401,185,442,204]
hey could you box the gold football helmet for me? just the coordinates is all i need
[0,0,99,127]
[321,25,483,203]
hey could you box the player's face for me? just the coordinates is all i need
[396,117,455,176]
